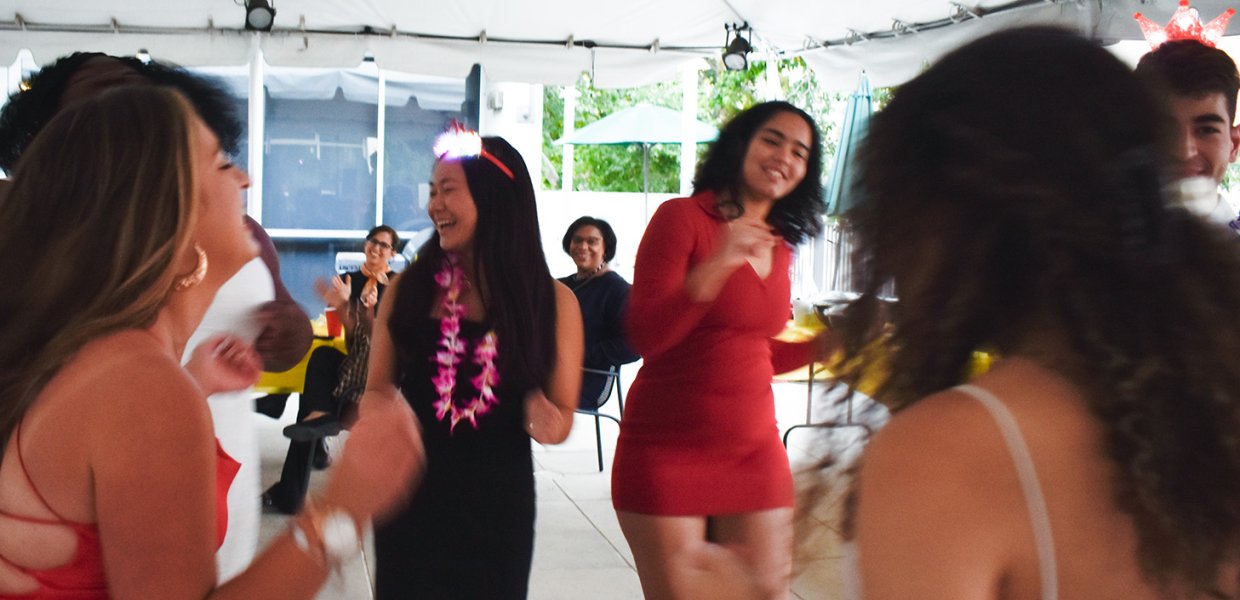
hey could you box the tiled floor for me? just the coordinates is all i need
[253,376,885,599]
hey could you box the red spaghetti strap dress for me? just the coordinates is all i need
[0,424,238,600]
[611,191,812,516]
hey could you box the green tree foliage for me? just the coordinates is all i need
[541,58,891,193]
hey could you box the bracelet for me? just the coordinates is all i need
[289,499,362,572]
[290,514,326,569]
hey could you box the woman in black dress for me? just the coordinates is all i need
[361,126,583,599]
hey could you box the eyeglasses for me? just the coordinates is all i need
[366,239,393,251]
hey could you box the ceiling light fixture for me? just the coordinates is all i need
[244,0,276,32]
[723,22,752,71]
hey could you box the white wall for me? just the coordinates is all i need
[536,190,677,281]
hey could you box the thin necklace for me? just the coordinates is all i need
[570,264,607,291]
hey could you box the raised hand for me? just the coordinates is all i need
[718,215,778,268]
[252,299,312,372]
[672,542,763,600]
[184,334,263,396]
[314,274,351,309]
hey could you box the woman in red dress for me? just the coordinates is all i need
[612,101,829,599]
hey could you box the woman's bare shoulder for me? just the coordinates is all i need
[42,330,211,440]
[861,387,1009,489]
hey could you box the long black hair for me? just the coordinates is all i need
[389,136,557,395]
[692,100,825,244]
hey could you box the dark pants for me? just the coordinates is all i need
[265,346,345,512]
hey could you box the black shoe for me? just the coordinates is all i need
[255,394,289,419]
[282,414,342,442]
[261,485,300,515]
[312,439,332,471]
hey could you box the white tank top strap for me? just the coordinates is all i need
[955,384,1058,600]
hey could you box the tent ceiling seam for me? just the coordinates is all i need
[0,19,723,54]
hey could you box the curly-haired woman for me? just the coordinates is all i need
[826,27,1240,600]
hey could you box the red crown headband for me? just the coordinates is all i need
[432,122,515,180]
[1135,0,1235,48]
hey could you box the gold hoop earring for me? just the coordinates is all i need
[174,245,209,291]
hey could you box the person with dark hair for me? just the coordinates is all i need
[1135,39,1240,227]
[809,26,1240,599]
[261,224,400,515]
[610,100,829,599]
[0,52,312,580]
[557,216,639,408]
[0,52,243,172]
[0,85,421,600]
[362,125,583,598]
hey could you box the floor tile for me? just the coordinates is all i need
[250,382,859,599]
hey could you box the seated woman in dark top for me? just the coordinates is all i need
[557,217,640,408]
[262,225,399,514]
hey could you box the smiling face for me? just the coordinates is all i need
[739,110,813,205]
[190,118,258,281]
[428,159,478,255]
[364,230,395,270]
[569,225,605,274]
[1168,92,1240,184]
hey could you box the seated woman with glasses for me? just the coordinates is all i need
[262,225,400,515]
[558,216,640,407]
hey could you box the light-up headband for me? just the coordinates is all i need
[432,121,515,180]
[1135,0,1235,48]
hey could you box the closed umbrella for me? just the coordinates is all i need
[824,73,872,291]
[555,103,717,219]
[825,73,872,216]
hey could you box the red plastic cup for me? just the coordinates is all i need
[325,307,343,338]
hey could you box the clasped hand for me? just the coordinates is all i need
[185,334,263,396]
[718,216,777,268]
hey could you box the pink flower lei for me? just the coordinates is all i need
[432,253,500,431]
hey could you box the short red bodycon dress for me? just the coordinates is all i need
[611,191,811,515]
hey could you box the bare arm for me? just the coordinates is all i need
[93,351,329,600]
[247,217,313,372]
[93,332,419,599]
[524,280,583,445]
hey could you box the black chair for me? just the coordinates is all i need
[575,366,623,472]
[780,362,871,447]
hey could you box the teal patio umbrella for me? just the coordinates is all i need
[825,73,872,216]
[555,104,717,219]
[824,73,872,292]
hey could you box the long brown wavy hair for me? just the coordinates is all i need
[817,27,1240,597]
[0,86,199,456]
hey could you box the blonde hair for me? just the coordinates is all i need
[0,86,201,454]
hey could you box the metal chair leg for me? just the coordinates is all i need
[594,414,604,472]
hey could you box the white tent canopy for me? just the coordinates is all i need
[3,0,1238,89]
[195,63,465,110]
